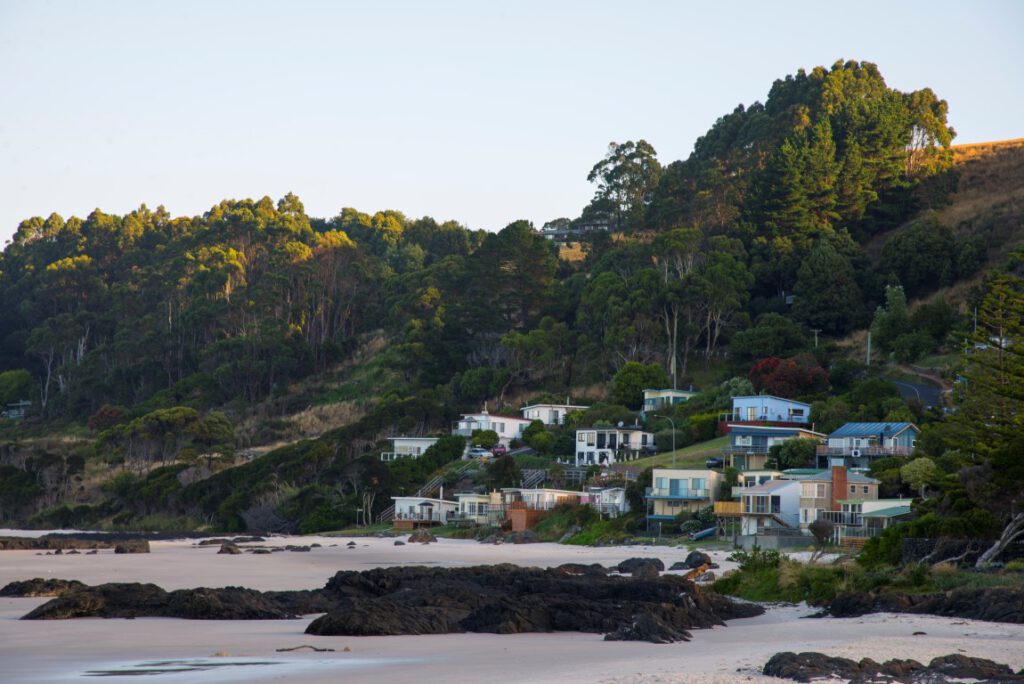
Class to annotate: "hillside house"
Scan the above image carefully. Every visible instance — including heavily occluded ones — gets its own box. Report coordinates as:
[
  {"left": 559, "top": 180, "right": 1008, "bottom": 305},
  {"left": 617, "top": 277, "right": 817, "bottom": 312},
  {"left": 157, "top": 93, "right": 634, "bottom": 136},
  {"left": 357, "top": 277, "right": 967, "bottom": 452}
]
[
  {"left": 380, "top": 436, "right": 439, "bottom": 462},
  {"left": 817, "top": 422, "right": 920, "bottom": 468},
  {"left": 520, "top": 402, "right": 587, "bottom": 426},
  {"left": 453, "top": 410, "right": 533, "bottom": 447},
  {"left": 646, "top": 468, "right": 723, "bottom": 522},
  {"left": 581, "top": 486, "right": 630, "bottom": 517},
  {"left": 783, "top": 466, "right": 880, "bottom": 528},
  {"left": 574, "top": 426, "right": 655, "bottom": 466},
  {"left": 723, "top": 395, "right": 811, "bottom": 428},
  {"left": 723, "top": 424, "right": 826, "bottom": 471},
  {"left": 642, "top": 388, "right": 696, "bottom": 412},
  {"left": 455, "top": 491, "right": 505, "bottom": 526},
  {"left": 738, "top": 479, "right": 801, "bottom": 535},
  {"left": 391, "top": 496, "right": 458, "bottom": 529}
]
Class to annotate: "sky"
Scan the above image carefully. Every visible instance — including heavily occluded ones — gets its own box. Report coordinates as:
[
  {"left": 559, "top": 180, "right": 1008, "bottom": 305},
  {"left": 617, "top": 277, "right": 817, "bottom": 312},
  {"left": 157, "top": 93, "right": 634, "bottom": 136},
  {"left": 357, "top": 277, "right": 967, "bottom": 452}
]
[{"left": 1, "top": 0, "right": 1022, "bottom": 245}]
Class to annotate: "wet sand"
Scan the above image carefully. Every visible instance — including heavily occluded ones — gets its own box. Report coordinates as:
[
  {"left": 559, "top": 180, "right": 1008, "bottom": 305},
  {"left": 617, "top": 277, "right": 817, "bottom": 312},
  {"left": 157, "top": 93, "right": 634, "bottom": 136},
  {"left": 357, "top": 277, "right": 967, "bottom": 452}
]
[{"left": 1, "top": 532, "right": 1022, "bottom": 683}]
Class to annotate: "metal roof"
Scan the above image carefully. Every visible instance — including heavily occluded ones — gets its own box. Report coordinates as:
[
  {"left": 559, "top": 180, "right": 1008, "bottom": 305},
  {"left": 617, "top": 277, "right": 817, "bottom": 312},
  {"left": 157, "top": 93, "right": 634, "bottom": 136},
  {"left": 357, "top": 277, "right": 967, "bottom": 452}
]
[
  {"left": 728, "top": 424, "right": 826, "bottom": 437},
  {"left": 829, "top": 422, "right": 918, "bottom": 438},
  {"left": 732, "top": 395, "right": 811, "bottom": 408},
  {"left": 783, "top": 469, "right": 880, "bottom": 484},
  {"left": 862, "top": 505, "right": 913, "bottom": 518},
  {"left": 741, "top": 479, "right": 799, "bottom": 494}
]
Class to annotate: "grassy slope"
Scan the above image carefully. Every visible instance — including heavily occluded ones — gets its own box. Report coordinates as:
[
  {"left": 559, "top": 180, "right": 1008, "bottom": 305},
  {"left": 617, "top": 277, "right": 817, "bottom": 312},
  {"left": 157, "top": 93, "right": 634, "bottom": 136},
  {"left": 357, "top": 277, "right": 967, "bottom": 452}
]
[{"left": 622, "top": 435, "right": 730, "bottom": 471}]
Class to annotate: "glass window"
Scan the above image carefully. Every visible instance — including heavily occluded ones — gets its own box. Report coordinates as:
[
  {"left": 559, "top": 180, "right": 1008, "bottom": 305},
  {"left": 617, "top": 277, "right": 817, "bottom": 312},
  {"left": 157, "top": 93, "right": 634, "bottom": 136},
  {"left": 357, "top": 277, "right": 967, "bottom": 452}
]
[
  {"left": 816, "top": 484, "right": 827, "bottom": 498},
  {"left": 862, "top": 486, "right": 869, "bottom": 494},
  {"left": 850, "top": 485, "right": 856, "bottom": 493}
]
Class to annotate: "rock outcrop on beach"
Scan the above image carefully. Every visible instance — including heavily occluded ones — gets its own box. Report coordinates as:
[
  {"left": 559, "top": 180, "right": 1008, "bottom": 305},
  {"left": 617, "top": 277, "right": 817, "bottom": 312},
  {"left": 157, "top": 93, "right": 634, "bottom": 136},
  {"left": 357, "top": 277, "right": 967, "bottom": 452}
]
[
  {"left": 827, "top": 585, "right": 1024, "bottom": 623},
  {"left": 0, "top": 578, "right": 86, "bottom": 597},
  {"left": 763, "top": 651, "right": 1024, "bottom": 682},
  {"left": 616, "top": 557, "right": 664, "bottom": 574},
  {"left": 305, "top": 564, "right": 761, "bottom": 641}
]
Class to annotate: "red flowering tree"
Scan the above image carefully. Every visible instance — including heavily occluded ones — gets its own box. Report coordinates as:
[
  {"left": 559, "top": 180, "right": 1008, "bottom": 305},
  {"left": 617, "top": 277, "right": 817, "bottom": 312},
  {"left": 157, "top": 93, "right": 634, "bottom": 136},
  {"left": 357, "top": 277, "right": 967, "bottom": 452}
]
[{"left": 749, "top": 354, "right": 829, "bottom": 397}]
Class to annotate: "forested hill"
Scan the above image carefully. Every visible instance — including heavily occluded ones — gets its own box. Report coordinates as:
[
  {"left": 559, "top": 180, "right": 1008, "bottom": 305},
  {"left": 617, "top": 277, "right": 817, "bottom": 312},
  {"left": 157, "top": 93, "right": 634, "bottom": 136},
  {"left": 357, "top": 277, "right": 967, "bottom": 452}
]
[{"left": 0, "top": 59, "right": 1020, "bottom": 533}]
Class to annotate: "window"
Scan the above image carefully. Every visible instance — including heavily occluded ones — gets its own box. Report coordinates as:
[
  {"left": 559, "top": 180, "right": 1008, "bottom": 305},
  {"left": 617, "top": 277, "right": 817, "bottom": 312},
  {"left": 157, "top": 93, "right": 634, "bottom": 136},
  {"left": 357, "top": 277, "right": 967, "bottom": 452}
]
[
  {"left": 789, "top": 408, "right": 805, "bottom": 419},
  {"left": 655, "top": 477, "right": 667, "bottom": 491},
  {"left": 862, "top": 486, "right": 869, "bottom": 494},
  {"left": 816, "top": 484, "right": 827, "bottom": 498},
  {"left": 801, "top": 509, "right": 808, "bottom": 523},
  {"left": 478, "top": 503, "right": 487, "bottom": 514},
  {"left": 495, "top": 422, "right": 505, "bottom": 433},
  {"left": 578, "top": 433, "right": 586, "bottom": 442},
  {"left": 746, "top": 407, "right": 756, "bottom": 421},
  {"left": 850, "top": 485, "right": 856, "bottom": 493},
  {"left": 735, "top": 435, "right": 752, "bottom": 447},
  {"left": 586, "top": 433, "right": 595, "bottom": 446}
]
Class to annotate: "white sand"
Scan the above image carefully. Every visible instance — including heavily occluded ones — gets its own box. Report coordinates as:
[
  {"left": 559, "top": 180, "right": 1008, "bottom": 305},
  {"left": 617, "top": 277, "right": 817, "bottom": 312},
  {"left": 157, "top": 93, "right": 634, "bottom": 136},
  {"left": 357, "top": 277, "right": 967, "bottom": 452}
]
[{"left": 1, "top": 533, "right": 1022, "bottom": 683}]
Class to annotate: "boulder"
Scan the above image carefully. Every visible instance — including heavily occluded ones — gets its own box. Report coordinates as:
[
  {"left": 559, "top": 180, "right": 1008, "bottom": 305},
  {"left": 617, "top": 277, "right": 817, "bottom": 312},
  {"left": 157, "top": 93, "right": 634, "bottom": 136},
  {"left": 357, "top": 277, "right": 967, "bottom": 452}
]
[
  {"left": 408, "top": 529, "right": 437, "bottom": 544},
  {"left": 393, "top": 541, "right": 405, "bottom": 546},
  {"left": 762, "top": 651, "right": 1024, "bottom": 683},
  {"left": 695, "top": 571, "right": 716, "bottom": 582},
  {"left": 604, "top": 612, "right": 691, "bottom": 643},
  {"left": 505, "top": 530, "right": 540, "bottom": 544},
  {"left": 0, "top": 578, "right": 86, "bottom": 597},
  {"left": 683, "top": 550, "right": 711, "bottom": 568},
  {"left": 617, "top": 557, "right": 665, "bottom": 574},
  {"left": 286, "top": 545, "right": 311, "bottom": 552},
  {"left": 828, "top": 585, "right": 1024, "bottom": 623},
  {"left": 197, "top": 538, "right": 231, "bottom": 547},
  {"left": 217, "top": 543, "right": 242, "bottom": 555},
  {"left": 249, "top": 548, "right": 272, "bottom": 554},
  {"left": 113, "top": 540, "right": 150, "bottom": 554},
  {"left": 553, "top": 563, "right": 607, "bottom": 577}
]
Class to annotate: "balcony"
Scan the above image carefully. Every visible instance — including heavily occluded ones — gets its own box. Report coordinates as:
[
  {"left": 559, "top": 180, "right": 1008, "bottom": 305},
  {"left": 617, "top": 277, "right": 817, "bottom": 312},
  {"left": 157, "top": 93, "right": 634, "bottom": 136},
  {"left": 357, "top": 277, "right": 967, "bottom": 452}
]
[
  {"left": 380, "top": 451, "right": 421, "bottom": 462},
  {"left": 816, "top": 445, "right": 914, "bottom": 457},
  {"left": 816, "top": 510, "right": 863, "bottom": 526},
  {"left": 646, "top": 487, "right": 710, "bottom": 500},
  {"left": 714, "top": 501, "right": 742, "bottom": 516}
]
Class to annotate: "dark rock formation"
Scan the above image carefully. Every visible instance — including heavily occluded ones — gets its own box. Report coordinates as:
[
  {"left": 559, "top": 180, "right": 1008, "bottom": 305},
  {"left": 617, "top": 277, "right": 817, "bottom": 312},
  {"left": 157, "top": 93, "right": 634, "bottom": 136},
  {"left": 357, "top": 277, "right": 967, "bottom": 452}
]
[
  {"left": 617, "top": 557, "right": 664, "bottom": 574},
  {"left": 552, "top": 563, "right": 607, "bottom": 577},
  {"left": 604, "top": 612, "right": 690, "bottom": 643},
  {"left": 394, "top": 541, "right": 405, "bottom": 546},
  {"left": 408, "top": 529, "right": 437, "bottom": 544},
  {"left": 197, "top": 538, "right": 231, "bottom": 546},
  {"left": 505, "top": 530, "right": 540, "bottom": 544},
  {"left": 217, "top": 543, "right": 241, "bottom": 555},
  {"left": 683, "top": 551, "right": 711, "bottom": 568},
  {"left": 113, "top": 540, "right": 150, "bottom": 554},
  {"left": 828, "top": 585, "right": 1024, "bottom": 623},
  {"left": 0, "top": 578, "right": 86, "bottom": 597},
  {"left": 286, "top": 545, "right": 311, "bottom": 552},
  {"left": 763, "top": 651, "right": 1024, "bottom": 683},
  {"left": 305, "top": 564, "right": 761, "bottom": 641}
]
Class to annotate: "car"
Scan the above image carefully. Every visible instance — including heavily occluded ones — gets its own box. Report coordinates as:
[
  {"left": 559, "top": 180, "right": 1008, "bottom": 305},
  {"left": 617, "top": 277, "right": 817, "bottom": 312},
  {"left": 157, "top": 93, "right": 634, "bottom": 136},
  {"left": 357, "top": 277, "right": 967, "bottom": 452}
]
[
  {"left": 467, "top": 447, "right": 492, "bottom": 459},
  {"left": 490, "top": 445, "right": 508, "bottom": 457},
  {"left": 705, "top": 457, "right": 724, "bottom": 469},
  {"left": 639, "top": 445, "right": 657, "bottom": 456}
]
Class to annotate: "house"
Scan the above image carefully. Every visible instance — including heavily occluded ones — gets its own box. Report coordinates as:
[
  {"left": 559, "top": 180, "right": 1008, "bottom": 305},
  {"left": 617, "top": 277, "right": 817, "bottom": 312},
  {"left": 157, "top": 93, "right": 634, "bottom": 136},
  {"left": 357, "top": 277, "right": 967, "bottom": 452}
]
[
  {"left": 574, "top": 426, "right": 655, "bottom": 467},
  {"left": 723, "top": 424, "right": 826, "bottom": 471},
  {"left": 380, "top": 436, "right": 439, "bottom": 462},
  {"left": 390, "top": 496, "right": 459, "bottom": 530},
  {"left": 737, "top": 479, "right": 801, "bottom": 536},
  {"left": 646, "top": 468, "right": 723, "bottom": 522},
  {"left": 782, "top": 466, "right": 880, "bottom": 528},
  {"left": 455, "top": 491, "right": 506, "bottom": 526},
  {"left": 453, "top": 409, "right": 533, "bottom": 447},
  {"left": 520, "top": 402, "right": 588, "bottom": 426},
  {"left": 722, "top": 395, "right": 811, "bottom": 430},
  {"left": 817, "top": 422, "right": 920, "bottom": 468},
  {"left": 504, "top": 488, "right": 582, "bottom": 531},
  {"left": 2, "top": 400, "right": 32, "bottom": 420},
  {"left": 581, "top": 486, "right": 630, "bottom": 517},
  {"left": 642, "top": 388, "right": 697, "bottom": 413}
]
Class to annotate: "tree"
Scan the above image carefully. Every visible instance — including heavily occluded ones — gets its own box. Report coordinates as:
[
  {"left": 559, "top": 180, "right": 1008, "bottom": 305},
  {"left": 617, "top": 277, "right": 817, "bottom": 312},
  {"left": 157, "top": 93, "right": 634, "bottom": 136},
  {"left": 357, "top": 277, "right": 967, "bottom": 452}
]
[
  {"left": 900, "top": 457, "right": 939, "bottom": 499},
  {"left": 586, "top": 140, "right": 662, "bottom": 228},
  {"left": 471, "top": 429, "right": 499, "bottom": 449},
  {"left": 609, "top": 362, "right": 669, "bottom": 409},
  {"left": 485, "top": 454, "right": 522, "bottom": 490},
  {"left": 792, "top": 240, "right": 864, "bottom": 334},
  {"left": 767, "top": 438, "right": 817, "bottom": 470}
]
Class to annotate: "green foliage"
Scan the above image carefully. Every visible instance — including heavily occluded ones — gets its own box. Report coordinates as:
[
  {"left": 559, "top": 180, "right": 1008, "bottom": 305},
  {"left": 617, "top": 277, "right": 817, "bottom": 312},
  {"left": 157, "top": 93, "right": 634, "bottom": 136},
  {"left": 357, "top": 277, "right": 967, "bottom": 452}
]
[
  {"left": 728, "top": 314, "right": 809, "bottom": 365},
  {"left": 609, "top": 362, "right": 669, "bottom": 409},
  {"left": 0, "top": 369, "right": 35, "bottom": 406},
  {"left": 485, "top": 454, "right": 522, "bottom": 489},
  {"left": 767, "top": 438, "right": 818, "bottom": 470},
  {"left": 471, "top": 429, "right": 499, "bottom": 448},
  {"left": 792, "top": 240, "right": 864, "bottom": 334},
  {"left": 880, "top": 213, "right": 979, "bottom": 297}
]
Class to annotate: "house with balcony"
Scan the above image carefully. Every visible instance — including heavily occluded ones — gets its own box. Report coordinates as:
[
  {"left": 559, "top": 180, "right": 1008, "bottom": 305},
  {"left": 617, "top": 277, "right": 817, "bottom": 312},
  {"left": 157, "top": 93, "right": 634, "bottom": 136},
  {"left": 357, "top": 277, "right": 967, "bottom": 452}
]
[
  {"left": 816, "top": 422, "right": 920, "bottom": 469},
  {"left": 816, "top": 497, "right": 913, "bottom": 540},
  {"left": 642, "top": 388, "right": 697, "bottom": 413},
  {"left": 380, "top": 436, "right": 440, "bottom": 462},
  {"left": 646, "top": 468, "right": 723, "bottom": 522},
  {"left": 783, "top": 466, "right": 880, "bottom": 528},
  {"left": 453, "top": 410, "right": 533, "bottom": 447},
  {"left": 581, "top": 486, "right": 630, "bottom": 517},
  {"left": 455, "top": 491, "right": 506, "bottom": 526},
  {"left": 574, "top": 426, "right": 654, "bottom": 467},
  {"left": 723, "top": 424, "right": 826, "bottom": 471},
  {"left": 723, "top": 395, "right": 811, "bottom": 430},
  {"left": 520, "top": 401, "right": 588, "bottom": 426},
  {"left": 391, "top": 496, "right": 459, "bottom": 530},
  {"left": 737, "top": 479, "right": 801, "bottom": 536}
]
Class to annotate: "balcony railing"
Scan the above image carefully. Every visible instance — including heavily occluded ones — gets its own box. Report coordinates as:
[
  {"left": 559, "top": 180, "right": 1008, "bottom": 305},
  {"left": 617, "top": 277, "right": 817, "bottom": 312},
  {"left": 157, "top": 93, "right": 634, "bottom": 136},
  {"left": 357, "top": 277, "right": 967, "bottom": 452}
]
[
  {"left": 816, "top": 510, "right": 863, "bottom": 526},
  {"left": 646, "top": 487, "right": 710, "bottom": 500},
  {"left": 714, "top": 501, "right": 742, "bottom": 516},
  {"left": 380, "top": 451, "right": 422, "bottom": 461},
  {"left": 816, "top": 445, "right": 914, "bottom": 456}
]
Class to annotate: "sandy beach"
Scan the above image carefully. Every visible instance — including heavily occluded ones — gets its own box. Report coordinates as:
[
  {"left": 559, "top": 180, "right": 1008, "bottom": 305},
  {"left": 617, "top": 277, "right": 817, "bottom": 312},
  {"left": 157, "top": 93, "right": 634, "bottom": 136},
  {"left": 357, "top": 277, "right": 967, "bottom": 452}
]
[{"left": 1, "top": 531, "right": 1022, "bottom": 683}]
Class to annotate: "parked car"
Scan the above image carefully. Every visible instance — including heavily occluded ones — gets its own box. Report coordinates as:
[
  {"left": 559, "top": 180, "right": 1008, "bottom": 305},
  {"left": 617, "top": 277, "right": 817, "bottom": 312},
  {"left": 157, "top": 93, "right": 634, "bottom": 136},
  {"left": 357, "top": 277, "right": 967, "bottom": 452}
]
[
  {"left": 639, "top": 445, "right": 657, "bottom": 456},
  {"left": 490, "top": 445, "right": 508, "bottom": 457},
  {"left": 467, "top": 447, "right": 492, "bottom": 459},
  {"left": 705, "top": 457, "right": 724, "bottom": 469}
]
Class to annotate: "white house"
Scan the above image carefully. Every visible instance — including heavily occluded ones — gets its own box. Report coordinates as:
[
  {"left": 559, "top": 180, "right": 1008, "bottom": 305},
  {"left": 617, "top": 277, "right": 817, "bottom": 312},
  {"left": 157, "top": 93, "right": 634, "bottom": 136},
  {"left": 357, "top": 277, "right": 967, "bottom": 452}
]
[
  {"left": 738, "top": 479, "right": 801, "bottom": 535},
  {"left": 574, "top": 426, "right": 655, "bottom": 466},
  {"left": 583, "top": 486, "right": 630, "bottom": 517},
  {"left": 453, "top": 410, "right": 533, "bottom": 447},
  {"left": 643, "top": 388, "right": 696, "bottom": 412},
  {"left": 380, "top": 436, "right": 439, "bottom": 462},
  {"left": 727, "top": 395, "right": 811, "bottom": 425},
  {"left": 515, "top": 488, "right": 582, "bottom": 510},
  {"left": 455, "top": 491, "right": 502, "bottom": 525},
  {"left": 391, "top": 496, "right": 458, "bottom": 523},
  {"left": 520, "top": 402, "right": 587, "bottom": 426},
  {"left": 646, "top": 468, "right": 724, "bottom": 520}
]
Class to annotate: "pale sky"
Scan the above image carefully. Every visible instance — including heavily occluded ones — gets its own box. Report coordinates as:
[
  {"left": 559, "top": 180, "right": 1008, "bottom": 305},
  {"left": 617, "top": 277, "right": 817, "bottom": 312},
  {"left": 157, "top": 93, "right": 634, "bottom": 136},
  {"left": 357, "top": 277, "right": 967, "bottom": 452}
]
[{"left": 1, "top": 0, "right": 1021, "bottom": 245}]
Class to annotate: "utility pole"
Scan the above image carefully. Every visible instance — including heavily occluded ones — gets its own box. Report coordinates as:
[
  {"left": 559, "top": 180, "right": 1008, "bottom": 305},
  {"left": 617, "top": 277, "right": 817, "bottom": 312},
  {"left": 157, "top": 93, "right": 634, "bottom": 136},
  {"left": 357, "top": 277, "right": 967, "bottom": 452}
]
[
  {"left": 812, "top": 329, "right": 821, "bottom": 348},
  {"left": 866, "top": 331, "right": 872, "bottom": 366}
]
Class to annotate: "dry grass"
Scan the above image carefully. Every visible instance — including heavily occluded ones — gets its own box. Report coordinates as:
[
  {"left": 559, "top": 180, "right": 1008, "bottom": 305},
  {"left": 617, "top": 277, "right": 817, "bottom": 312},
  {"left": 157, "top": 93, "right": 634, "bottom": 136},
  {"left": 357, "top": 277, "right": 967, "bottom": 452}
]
[
  {"left": 939, "top": 138, "right": 1024, "bottom": 231},
  {"left": 289, "top": 401, "right": 365, "bottom": 437},
  {"left": 558, "top": 242, "right": 587, "bottom": 262}
]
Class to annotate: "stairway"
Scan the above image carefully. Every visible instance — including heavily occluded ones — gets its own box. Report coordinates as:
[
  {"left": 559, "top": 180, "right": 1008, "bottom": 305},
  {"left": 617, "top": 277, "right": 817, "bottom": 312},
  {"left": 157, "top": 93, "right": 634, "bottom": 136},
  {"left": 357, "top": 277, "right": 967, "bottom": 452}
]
[{"left": 520, "top": 469, "right": 547, "bottom": 488}]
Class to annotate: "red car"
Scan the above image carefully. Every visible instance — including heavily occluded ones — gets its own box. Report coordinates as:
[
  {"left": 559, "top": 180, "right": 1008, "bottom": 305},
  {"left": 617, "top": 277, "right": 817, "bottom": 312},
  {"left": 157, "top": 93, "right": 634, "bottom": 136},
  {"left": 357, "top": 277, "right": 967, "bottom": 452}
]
[{"left": 491, "top": 445, "right": 508, "bottom": 457}]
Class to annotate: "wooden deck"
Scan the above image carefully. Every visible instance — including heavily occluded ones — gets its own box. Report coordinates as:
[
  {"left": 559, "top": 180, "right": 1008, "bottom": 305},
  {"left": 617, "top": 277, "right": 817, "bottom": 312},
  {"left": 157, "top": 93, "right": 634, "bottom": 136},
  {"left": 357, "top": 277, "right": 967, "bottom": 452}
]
[{"left": 392, "top": 519, "right": 440, "bottom": 531}]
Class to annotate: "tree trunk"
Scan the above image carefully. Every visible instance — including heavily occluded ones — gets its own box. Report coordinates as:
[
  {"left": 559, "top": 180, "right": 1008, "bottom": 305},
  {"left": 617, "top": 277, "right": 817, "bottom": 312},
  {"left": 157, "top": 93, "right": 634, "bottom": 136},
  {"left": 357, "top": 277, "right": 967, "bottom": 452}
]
[{"left": 976, "top": 511, "right": 1024, "bottom": 566}]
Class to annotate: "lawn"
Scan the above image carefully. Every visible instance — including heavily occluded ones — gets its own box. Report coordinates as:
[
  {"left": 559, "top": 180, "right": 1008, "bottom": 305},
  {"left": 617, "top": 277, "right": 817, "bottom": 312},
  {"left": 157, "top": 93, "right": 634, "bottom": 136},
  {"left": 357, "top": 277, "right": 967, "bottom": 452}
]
[{"left": 625, "top": 435, "right": 729, "bottom": 471}]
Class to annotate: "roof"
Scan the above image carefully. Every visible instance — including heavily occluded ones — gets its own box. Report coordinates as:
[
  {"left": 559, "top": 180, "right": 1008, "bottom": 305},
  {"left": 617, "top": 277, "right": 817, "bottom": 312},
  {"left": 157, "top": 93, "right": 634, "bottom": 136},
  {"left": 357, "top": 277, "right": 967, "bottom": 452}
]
[
  {"left": 727, "top": 424, "right": 826, "bottom": 437},
  {"left": 520, "top": 403, "right": 588, "bottom": 410},
  {"left": 460, "top": 413, "right": 532, "bottom": 422},
  {"left": 862, "top": 505, "right": 913, "bottom": 518},
  {"left": 391, "top": 496, "right": 456, "bottom": 505},
  {"left": 829, "top": 422, "right": 919, "bottom": 438},
  {"left": 741, "top": 479, "right": 799, "bottom": 494},
  {"left": 732, "top": 395, "right": 811, "bottom": 408},
  {"left": 642, "top": 388, "right": 697, "bottom": 394},
  {"left": 576, "top": 426, "right": 652, "bottom": 433},
  {"left": 389, "top": 436, "right": 439, "bottom": 442},
  {"left": 783, "top": 469, "right": 880, "bottom": 484}
]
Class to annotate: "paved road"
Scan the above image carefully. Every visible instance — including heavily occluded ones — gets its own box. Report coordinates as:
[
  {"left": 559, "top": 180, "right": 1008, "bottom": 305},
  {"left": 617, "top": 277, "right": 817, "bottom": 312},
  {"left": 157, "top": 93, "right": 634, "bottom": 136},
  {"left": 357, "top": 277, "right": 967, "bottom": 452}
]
[{"left": 890, "top": 379, "right": 944, "bottom": 409}]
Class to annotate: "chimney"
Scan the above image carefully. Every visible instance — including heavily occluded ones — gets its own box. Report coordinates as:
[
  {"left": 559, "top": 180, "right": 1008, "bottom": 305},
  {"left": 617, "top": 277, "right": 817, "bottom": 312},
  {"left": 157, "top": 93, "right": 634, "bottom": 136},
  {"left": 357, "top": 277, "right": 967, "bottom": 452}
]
[{"left": 831, "top": 466, "right": 847, "bottom": 512}]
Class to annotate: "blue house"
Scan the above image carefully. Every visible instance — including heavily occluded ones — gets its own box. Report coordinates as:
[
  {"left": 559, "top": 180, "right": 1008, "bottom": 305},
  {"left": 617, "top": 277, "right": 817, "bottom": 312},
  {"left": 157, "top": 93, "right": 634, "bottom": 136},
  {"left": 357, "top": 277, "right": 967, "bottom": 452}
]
[
  {"left": 724, "top": 424, "right": 826, "bottom": 470},
  {"left": 727, "top": 395, "right": 811, "bottom": 425},
  {"left": 819, "top": 422, "right": 920, "bottom": 468}
]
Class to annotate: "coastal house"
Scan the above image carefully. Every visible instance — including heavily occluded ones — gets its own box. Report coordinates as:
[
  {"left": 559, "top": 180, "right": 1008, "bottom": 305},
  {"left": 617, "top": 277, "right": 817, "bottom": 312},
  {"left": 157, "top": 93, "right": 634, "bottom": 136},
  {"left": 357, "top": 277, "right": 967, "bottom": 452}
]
[
  {"left": 737, "top": 479, "right": 801, "bottom": 536},
  {"left": 721, "top": 395, "right": 811, "bottom": 430},
  {"left": 816, "top": 422, "right": 920, "bottom": 468},
  {"left": 581, "top": 486, "right": 630, "bottom": 518},
  {"left": 1, "top": 400, "right": 32, "bottom": 420},
  {"left": 782, "top": 466, "right": 880, "bottom": 528},
  {"left": 574, "top": 426, "right": 655, "bottom": 466},
  {"left": 646, "top": 468, "right": 723, "bottom": 522},
  {"left": 520, "top": 401, "right": 588, "bottom": 426},
  {"left": 380, "top": 436, "right": 439, "bottom": 462},
  {"left": 455, "top": 491, "right": 505, "bottom": 526},
  {"left": 503, "top": 488, "right": 582, "bottom": 531},
  {"left": 723, "top": 424, "right": 826, "bottom": 471},
  {"left": 453, "top": 409, "right": 533, "bottom": 447},
  {"left": 390, "top": 496, "right": 459, "bottom": 530},
  {"left": 816, "top": 498, "right": 913, "bottom": 540},
  {"left": 642, "top": 388, "right": 696, "bottom": 413}
]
